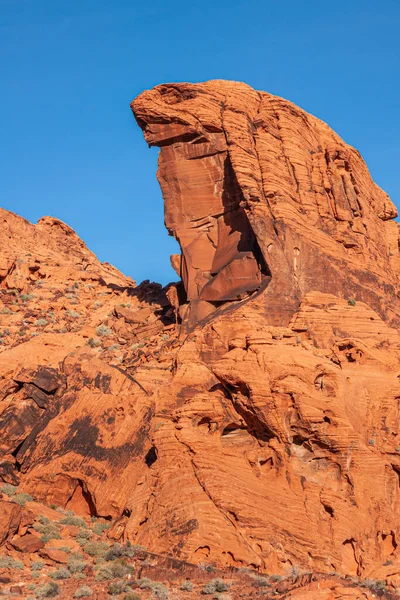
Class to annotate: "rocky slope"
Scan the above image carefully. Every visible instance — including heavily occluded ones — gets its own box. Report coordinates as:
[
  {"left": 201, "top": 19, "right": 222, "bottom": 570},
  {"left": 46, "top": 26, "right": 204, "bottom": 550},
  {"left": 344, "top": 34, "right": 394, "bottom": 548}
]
[{"left": 0, "top": 80, "right": 400, "bottom": 598}]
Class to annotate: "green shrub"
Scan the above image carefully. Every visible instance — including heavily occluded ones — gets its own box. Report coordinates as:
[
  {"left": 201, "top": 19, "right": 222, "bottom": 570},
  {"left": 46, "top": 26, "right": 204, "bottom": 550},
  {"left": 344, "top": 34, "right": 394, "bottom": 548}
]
[
  {"left": 348, "top": 297, "right": 356, "bottom": 306},
  {"left": 87, "top": 338, "right": 101, "bottom": 348},
  {"left": 34, "top": 319, "right": 48, "bottom": 327},
  {"left": 123, "top": 594, "right": 142, "bottom": 600},
  {"left": 31, "top": 561, "right": 45, "bottom": 571},
  {"left": 181, "top": 581, "right": 194, "bottom": 591},
  {"left": 60, "top": 515, "right": 87, "bottom": 528},
  {"left": 201, "top": 578, "right": 229, "bottom": 594},
  {"left": 35, "top": 582, "right": 60, "bottom": 598},
  {"left": 83, "top": 541, "right": 109, "bottom": 557},
  {"left": 49, "top": 567, "right": 71, "bottom": 579},
  {"left": 20, "top": 293, "right": 35, "bottom": 301},
  {"left": 1, "top": 483, "right": 17, "bottom": 496},
  {"left": 73, "top": 586, "right": 93, "bottom": 598},
  {"left": 33, "top": 522, "right": 61, "bottom": 543},
  {"left": 68, "top": 558, "right": 88, "bottom": 574},
  {"left": 0, "top": 555, "right": 24, "bottom": 569},
  {"left": 105, "top": 542, "right": 143, "bottom": 561},
  {"left": 96, "top": 325, "right": 112, "bottom": 337},
  {"left": 66, "top": 310, "right": 80, "bottom": 318},
  {"left": 11, "top": 492, "right": 33, "bottom": 506},
  {"left": 251, "top": 576, "right": 269, "bottom": 587},
  {"left": 74, "top": 573, "right": 87, "bottom": 580},
  {"left": 92, "top": 521, "right": 109, "bottom": 535},
  {"left": 108, "top": 580, "right": 129, "bottom": 595}
]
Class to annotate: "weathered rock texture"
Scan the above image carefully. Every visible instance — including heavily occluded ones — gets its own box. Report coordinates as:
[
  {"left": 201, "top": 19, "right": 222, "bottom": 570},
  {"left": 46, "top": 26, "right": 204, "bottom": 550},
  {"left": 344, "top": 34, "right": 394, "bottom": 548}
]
[
  {"left": 132, "top": 80, "right": 400, "bottom": 327},
  {"left": 1, "top": 81, "right": 400, "bottom": 597}
]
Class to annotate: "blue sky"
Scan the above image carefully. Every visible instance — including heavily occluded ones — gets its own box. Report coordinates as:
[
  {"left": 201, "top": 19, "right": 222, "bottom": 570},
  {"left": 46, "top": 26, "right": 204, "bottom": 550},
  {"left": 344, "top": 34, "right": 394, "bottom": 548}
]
[{"left": 1, "top": 0, "right": 399, "bottom": 285}]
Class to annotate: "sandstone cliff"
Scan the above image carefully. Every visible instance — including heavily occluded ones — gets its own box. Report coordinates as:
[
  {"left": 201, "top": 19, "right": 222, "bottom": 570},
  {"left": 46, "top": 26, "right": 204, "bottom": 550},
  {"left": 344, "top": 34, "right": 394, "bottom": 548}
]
[{"left": 0, "top": 81, "right": 399, "bottom": 598}]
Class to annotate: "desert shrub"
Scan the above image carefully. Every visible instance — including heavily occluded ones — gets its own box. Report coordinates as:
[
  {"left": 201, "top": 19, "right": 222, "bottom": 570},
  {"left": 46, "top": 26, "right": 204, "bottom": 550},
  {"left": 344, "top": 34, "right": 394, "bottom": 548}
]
[
  {"left": 20, "top": 293, "right": 35, "bottom": 301},
  {"left": 58, "top": 546, "right": 72, "bottom": 553},
  {"left": 93, "top": 301, "right": 103, "bottom": 308},
  {"left": 108, "top": 344, "right": 120, "bottom": 351},
  {"left": 181, "top": 580, "right": 194, "bottom": 591},
  {"left": 60, "top": 515, "right": 87, "bottom": 528},
  {"left": 87, "top": 338, "right": 101, "bottom": 348},
  {"left": 0, "top": 555, "right": 24, "bottom": 569},
  {"left": 95, "top": 565, "right": 113, "bottom": 581},
  {"left": 73, "top": 586, "right": 93, "bottom": 598},
  {"left": 348, "top": 297, "right": 356, "bottom": 306},
  {"left": 1, "top": 483, "right": 17, "bottom": 496},
  {"left": 12, "top": 492, "right": 33, "bottom": 506},
  {"left": 92, "top": 521, "right": 109, "bottom": 535},
  {"left": 33, "top": 522, "right": 61, "bottom": 543},
  {"left": 76, "top": 530, "right": 93, "bottom": 546},
  {"left": 66, "top": 310, "right": 80, "bottom": 318},
  {"left": 201, "top": 578, "right": 229, "bottom": 594},
  {"left": 109, "top": 560, "right": 133, "bottom": 578},
  {"left": 151, "top": 584, "right": 169, "bottom": 599},
  {"left": 31, "top": 571, "right": 40, "bottom": 579},
  {"left": 34, "top": 318, "right": 48, "bottom": 327},
  {"left": 96, "top": 325, "right": 112, "bottom": 337},
  {"left": 0, "top": 307, "right": 12, "bottom": 314},
  {"left": 364, "top": 579, "right": 386, "bottom": 591},
  {"left": 49, "top": 567, "right": 71, "bottom": 579},
  {"left": 123, "top": 594, "right": 142, "bottom": 600},
  {"left": 68, "top": 557, "right": 87, "bottom": 573},
  {"left": 31, "top": 560, "right": 45, "bottom": 571},
  {"left": 84, "top": 541, "right": 109, "bottom": 557},
  {"left": 137, "top": 578, "right": 154, "bottom": 589},
  {"left": 251, "top": 576, "right": 269, "bottom": 587},
  {"left": 108, "top": 580, "right": 129, "bottom": 595},
  {"left": 74, "top": 573, "right": 87, "bottom": 580},
  {"left": 39, "top": 516, "right": 49, "bottom": 525},
  {"left": 35, "top": 582, "right": 60, "bottom": 598}
]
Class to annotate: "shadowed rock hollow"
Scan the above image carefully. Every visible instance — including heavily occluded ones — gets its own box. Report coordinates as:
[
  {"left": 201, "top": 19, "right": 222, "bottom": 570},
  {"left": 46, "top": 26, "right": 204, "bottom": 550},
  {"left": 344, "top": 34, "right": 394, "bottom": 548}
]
[{"left": 0, "top": 80, "right": 400, "bottom": 597}]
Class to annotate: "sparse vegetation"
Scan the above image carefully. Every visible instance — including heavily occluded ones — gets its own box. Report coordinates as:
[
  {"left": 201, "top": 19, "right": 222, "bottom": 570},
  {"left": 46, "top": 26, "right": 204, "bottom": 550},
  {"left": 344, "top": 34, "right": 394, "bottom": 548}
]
[
  {"left": 73, "top": 586, "right": 93, "bottom": 598},
  {"left": 33, "top": 521, "right": 61, "bottom": 543},
  {"left": 96, "top": 325, "right": 112, "bottom": 337},
  {"left": 83, "top": 541, "right": 110, "bottom": 557},
  {"left": 1, "top": 483, "right": 17, "bottom": 496},
  {"left": 0, "top": 555, "right": 24, "bottom": 570},
  {"left": 11, "top": 492, "right": 33, "bottom": 506},
  {"left": 35, "top": 582, "right": 60, "bottom": 598},
  {"left": 108, "top": 580, "right": 129, "bottom": 595},
  {"left": 49, "top": 567, "right": 71, "bottom": 579},
  {"left": 348, "top": 297, "right": 356, "bottom": 306},
  {"left": 201, "top": 578, "right": 230, "bottom": 595},
  {"left": 181, "top": 581, "right": 194, "bottom": 591},
  {"left": 123, "top": 593, "right": 142, "bottom": 600},
  {"left": 87, "top": 338, "right": 101, "bottom": 348},
  {"left": 66, "top": 310, "right": 80, "bottom": 318},
  {"left": 92, "top": 521, "right": 110, "bottom": 535},
  {"left": 20, "top": 293, "right": 35, "bottom": 301},
  {"left": 31, "top": 560, "right": 45, "bottom": 571},
  {"left": 60, "top": 515, "right": 87, "bottom": 528},
  {"left": 34, "top": 318, "right": 48, "bottom": 327}
]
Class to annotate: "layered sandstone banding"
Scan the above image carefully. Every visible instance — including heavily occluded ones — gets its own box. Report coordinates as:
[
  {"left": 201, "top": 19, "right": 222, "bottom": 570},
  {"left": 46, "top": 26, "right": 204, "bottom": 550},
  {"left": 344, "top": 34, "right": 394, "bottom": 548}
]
[
  {"left": 0, "top": 82, "right": 400, "bottom": 596},
  {"left": 132, "top": 80, "right": 400, "bottom": 326}
]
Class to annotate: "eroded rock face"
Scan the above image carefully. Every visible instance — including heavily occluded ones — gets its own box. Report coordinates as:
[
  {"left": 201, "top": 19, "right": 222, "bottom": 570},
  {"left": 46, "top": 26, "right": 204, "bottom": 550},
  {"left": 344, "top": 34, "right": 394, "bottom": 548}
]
[
  {"left": 1, "top": 81, "right": 400, "bottom": 595},
  {"left": 132, "top": 80, "right": 400, "bottom": 326}
]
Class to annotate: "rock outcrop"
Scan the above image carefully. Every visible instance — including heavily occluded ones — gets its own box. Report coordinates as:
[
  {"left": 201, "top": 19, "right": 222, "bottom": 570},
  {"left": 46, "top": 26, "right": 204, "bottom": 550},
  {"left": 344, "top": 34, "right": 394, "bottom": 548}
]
[
  {"left": 0, "top": 81, "right": 400, "bottom": 597},
  {"left": 132, "top": 80, "right": 400, "bottom": 327}
]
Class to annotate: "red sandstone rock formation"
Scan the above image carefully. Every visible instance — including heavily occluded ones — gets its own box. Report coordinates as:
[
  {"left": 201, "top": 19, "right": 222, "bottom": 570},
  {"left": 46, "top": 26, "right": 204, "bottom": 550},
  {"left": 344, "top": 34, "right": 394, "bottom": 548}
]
[
  {"left": 132, "top": 81, "right": 400, "bottom": 327},
  {"left": 0, "top": 81, "right": 400, "bottom": 597}
]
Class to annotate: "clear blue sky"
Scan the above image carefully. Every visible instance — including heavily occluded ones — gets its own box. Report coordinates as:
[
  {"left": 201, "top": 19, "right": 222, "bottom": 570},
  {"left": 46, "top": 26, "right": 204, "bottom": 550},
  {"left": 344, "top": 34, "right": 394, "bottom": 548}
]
[{"left": 1, "top": 1, "right": 399, "bottom": 285}]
